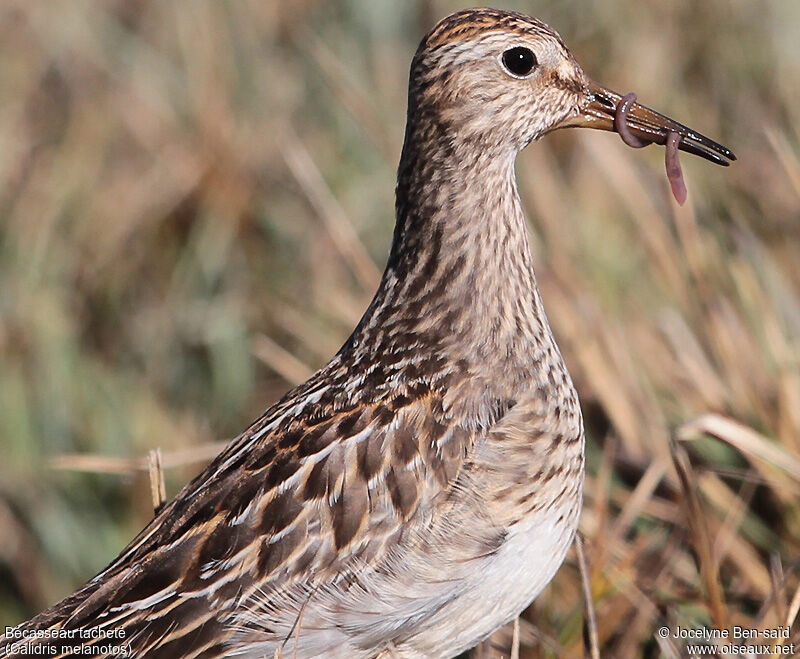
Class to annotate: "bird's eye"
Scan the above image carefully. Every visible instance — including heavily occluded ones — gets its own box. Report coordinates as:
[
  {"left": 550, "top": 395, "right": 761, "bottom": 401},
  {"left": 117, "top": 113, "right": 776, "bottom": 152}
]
[{"left": 501, "top": 47, "right": 537, "bottom": 77}]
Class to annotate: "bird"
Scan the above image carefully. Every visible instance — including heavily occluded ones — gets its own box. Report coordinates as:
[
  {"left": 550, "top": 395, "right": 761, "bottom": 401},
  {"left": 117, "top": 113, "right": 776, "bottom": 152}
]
[{"left": 1, "top": 8, "right": 734, "bottom": 659}]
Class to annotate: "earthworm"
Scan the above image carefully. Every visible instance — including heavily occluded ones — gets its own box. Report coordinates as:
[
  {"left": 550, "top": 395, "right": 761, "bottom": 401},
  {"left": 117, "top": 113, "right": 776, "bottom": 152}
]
[
  {"left": 614, "top": 92, "right": 648, "bottom": 148},
  {"left": 665, "top": 132, "right": 687, "bottom": 205},
  {"left": 616, "top": 92, "right": 688, "bottom": 205}
]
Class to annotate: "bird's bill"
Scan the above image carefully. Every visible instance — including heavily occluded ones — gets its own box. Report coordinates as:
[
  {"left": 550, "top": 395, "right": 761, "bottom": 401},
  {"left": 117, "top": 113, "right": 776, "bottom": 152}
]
[{"left": 556, "top": 79, "right": 736, "bottom": 166}]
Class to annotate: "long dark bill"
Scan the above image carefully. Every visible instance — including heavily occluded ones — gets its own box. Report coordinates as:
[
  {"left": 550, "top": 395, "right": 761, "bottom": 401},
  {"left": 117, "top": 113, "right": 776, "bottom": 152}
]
[{"left": 558, "top": 79, "right": 736, "bottom": 166}]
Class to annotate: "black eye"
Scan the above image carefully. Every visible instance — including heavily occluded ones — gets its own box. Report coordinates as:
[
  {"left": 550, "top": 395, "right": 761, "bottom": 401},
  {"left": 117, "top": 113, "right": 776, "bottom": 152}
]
[{"left": 502, "top": 47, "right": 537, "bottom": 77}]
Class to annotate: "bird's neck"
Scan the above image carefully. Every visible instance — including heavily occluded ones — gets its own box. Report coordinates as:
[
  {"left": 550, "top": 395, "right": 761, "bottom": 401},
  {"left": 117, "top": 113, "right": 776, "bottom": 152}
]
[{"left": 345, "top": 126, "right": 561, "bottom": 394}]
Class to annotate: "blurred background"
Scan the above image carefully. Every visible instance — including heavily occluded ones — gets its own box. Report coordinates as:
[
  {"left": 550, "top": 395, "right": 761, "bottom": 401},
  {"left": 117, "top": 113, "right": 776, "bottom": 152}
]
[{"left": 1, "top": 0, "right": 799, "bottom": 656}]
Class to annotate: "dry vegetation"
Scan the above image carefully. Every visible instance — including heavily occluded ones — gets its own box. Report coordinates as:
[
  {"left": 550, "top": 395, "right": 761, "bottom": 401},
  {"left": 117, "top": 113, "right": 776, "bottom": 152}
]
[{"left": 1, "top": 1, "right": 799, "bottom": 656}]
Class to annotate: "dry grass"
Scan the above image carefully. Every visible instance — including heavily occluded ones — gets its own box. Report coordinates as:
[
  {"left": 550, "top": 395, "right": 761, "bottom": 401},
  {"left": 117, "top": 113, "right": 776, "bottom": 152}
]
[{"left": 1, "top": 0, "right": 799, "bottom": 656}]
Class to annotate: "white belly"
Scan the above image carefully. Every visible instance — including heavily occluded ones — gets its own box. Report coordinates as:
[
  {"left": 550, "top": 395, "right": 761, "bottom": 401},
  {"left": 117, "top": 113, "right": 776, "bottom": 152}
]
[{"left": 397, "top": 498, "right": 582, "bottom": 658}]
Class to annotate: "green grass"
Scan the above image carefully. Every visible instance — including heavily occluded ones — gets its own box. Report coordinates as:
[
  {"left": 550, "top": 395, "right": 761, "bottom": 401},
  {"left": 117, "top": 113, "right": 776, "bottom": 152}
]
[{"left": 1, "top": 1, "right": 799, "bottom": 655}]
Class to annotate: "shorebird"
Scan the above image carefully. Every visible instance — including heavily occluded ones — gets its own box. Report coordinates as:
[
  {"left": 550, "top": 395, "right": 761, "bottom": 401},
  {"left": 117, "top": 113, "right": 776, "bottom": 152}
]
[{"left": 1, "top": 8, "right": 734, "bottom": 659}]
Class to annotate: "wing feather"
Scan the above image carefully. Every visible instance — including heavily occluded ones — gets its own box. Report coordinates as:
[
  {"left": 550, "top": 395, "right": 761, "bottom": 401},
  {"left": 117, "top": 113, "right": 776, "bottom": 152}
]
[{"left": 5, "top": 364, "right": 477, "bottom": 657}]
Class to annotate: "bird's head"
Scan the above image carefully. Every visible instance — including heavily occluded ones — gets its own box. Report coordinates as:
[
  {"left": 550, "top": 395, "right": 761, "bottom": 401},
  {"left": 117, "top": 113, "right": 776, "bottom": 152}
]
[{"left": 409, "top": 8, "right": 734, "bottom": 165}]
